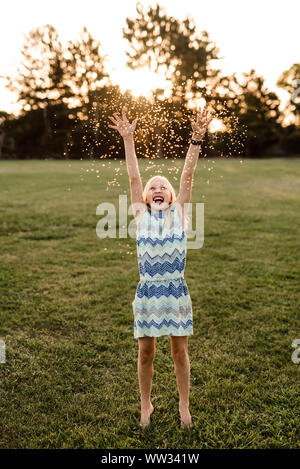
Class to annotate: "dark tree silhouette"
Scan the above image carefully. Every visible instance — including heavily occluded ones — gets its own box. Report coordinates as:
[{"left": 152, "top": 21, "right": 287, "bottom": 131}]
[
  {"left": 1, "top": 19, "right": 295, "bottom": 158},
  {"left": 218, "top": 69, "right": 282, "bottom": 155},
  {"left": 6, "top": 25, "right": 109, "bottom": 157},
  {"left": 7, "top": 25, "right": 71, "bottom": 111},
  {"left": 123, "top": 2, "right": 221, "bottom": 104},
  {"left": 7, "top": 25, "right": 108, "bottom": 112},
  {"left": 64, "top": 27, "right": 108, "bottom": 110}
]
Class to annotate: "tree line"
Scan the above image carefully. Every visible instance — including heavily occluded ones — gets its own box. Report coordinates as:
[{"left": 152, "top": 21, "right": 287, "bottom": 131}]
[{"left": 0, "top": 3, "right": 299, "bottom": 159}]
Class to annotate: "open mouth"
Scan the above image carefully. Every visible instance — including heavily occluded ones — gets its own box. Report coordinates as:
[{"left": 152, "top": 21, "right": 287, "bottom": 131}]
[{"left": 153, "top": 195, "right": 165, "bottom": 205}]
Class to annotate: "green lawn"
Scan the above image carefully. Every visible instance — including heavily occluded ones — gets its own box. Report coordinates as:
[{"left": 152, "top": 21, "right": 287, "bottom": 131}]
[{"left": 0, "top": 157, "right": 299, "bottom": 449}]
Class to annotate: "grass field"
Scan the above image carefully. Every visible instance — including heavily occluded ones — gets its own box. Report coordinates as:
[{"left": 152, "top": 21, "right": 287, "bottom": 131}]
[{"left": 0, "top": 157, "right": 299, "bottom": 449}]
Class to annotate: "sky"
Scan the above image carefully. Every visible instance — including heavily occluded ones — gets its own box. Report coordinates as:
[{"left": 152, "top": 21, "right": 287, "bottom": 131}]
[{"left": 0, "top": 0, "right": 299, "bottom": 115}]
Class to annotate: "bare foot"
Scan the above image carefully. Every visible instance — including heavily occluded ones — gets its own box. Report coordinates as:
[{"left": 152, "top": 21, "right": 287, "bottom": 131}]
[
  {"left": 179, "top": 406, "right": 193, "bottom": 429},
  {"left": 140, "top": 403, "right": 154, "bottom": 429}
]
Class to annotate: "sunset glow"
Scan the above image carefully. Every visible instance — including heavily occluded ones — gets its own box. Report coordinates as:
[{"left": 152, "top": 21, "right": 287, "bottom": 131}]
[{"left": 117, "top": 67, "right": 171, "bottom": 98}]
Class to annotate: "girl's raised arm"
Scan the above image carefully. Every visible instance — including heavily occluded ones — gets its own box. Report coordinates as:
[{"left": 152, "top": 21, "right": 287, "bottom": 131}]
[
  {"left": 108, "top": 110, "right": 144, "bottom": 209},
  {"left": 177, "top": 106, "right": 212, "bottom": 207}
]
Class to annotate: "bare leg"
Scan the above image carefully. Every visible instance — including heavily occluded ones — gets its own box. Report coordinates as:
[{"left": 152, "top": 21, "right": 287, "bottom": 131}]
[
  {"left": 138, "top": 337, "right": 155, "bottom": 428},
  {"left": 170, "top": 336, "right": 192, "bottom": 428}
]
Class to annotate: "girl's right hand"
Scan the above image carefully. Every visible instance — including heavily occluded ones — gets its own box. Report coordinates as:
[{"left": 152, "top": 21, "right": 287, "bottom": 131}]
[{"left": 108, "top": 110, "right": 138, "bottom": 139}]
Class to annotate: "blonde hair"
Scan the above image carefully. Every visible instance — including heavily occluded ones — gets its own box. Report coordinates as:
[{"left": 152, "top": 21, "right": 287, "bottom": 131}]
[
  {"left": 142, "top": 175, "right": 190, "bottom": 231},
  {"left": 142, "top": 176, "right": 176, "bottom": 207}
]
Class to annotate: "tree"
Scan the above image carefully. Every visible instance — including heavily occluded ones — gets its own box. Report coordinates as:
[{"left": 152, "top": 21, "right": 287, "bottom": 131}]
[
  {"left": 218, "top": 69, "right": 282, "bottom": 156},
  {"left": 7, "top": 25, "right": 71, "bottom": 111},
  {"left": 7, "top": 24, "right": 108, "bottom": 112},
  {"left": 123, "top": 2, "right": 221, "bottom": 104},
  {"left": 6, "top": 25, "right": 109, "bottom": 156},
  {"left": 64, "top": 27, "right": 108, "bottom": 109},
  {"left": 6, "top": 25, "right": 72, "bottom": 146}
]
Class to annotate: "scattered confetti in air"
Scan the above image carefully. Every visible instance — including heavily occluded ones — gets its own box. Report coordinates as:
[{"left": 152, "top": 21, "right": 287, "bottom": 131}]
[{"left": 64, "top": 86, "right": 246, "bottom": 196}]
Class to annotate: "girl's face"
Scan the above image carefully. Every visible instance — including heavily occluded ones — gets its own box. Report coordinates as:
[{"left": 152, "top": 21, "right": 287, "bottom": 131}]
[{"left": 146, "top": 178, "right": 172, "bottom": 211}]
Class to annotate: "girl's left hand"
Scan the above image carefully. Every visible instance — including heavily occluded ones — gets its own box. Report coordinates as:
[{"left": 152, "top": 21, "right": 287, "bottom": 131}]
[{"left": 190, "top": 106, "right": 213, "bottom": 140}]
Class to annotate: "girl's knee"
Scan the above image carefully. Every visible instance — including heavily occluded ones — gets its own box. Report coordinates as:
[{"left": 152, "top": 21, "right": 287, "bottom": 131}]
[
  {"left": 171, "top": 348, "right": 188, "bottom": 365},
  {"left": 139, "top": 348, "right": 155, "bottom": 365},
  {"left": 138, "top": 340, "right": 155, "bottom": 365}
]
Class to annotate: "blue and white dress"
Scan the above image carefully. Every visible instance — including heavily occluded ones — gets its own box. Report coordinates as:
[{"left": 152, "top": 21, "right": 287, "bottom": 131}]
[{"left": 132, "top": 202, "right": 193, "bottom": 339}]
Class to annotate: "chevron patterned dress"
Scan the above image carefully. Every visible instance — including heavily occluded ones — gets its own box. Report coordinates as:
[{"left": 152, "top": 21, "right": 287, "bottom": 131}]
[{"left": 132, "top": 202, "right": 193, "bottom": 339}]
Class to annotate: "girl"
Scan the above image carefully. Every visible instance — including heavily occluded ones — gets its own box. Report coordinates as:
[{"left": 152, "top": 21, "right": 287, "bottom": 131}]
[{"left": 108, "top": 107, "right": 212, "bottom": 429}]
